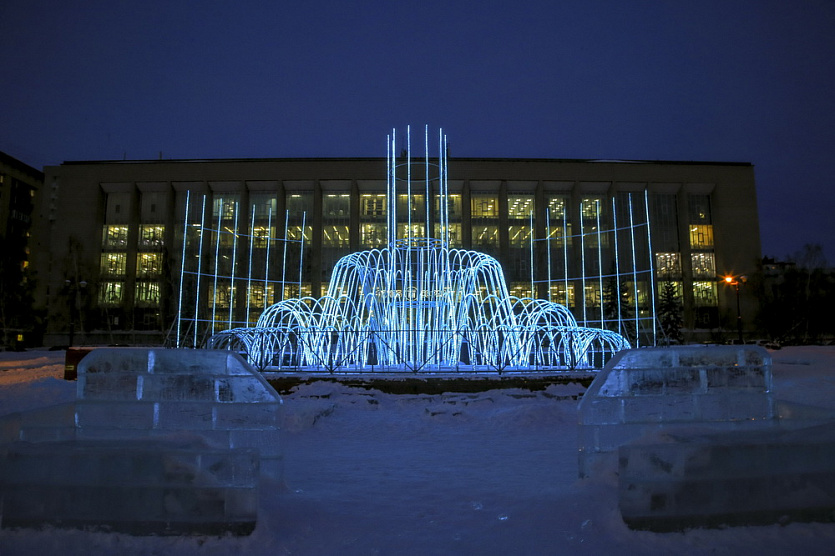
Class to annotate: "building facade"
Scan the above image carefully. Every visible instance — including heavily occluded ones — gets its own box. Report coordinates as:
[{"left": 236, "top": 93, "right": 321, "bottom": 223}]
[
  {"left": 32, "top": 156, "right": 761, "bottom": 346},
  {"left": 0, "top": 151, "right": 42, "bottom": 347}
]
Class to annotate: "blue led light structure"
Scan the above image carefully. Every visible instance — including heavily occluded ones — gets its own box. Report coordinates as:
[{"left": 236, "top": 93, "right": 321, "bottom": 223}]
[{"left": 206, "top": 127, "right": 630, "bottom": 372}]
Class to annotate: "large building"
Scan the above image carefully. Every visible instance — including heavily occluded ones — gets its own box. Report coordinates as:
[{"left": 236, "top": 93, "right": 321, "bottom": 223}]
[
  {"left": 32, "top": 154, "right": 761, "bottom": 347},
  {"left": 0, "top": 151, "right": 42, "bottom": 348}
]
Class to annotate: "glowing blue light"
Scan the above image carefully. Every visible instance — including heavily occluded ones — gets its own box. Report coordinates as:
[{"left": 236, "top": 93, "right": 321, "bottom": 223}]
[{"left": 209, "top": 128, "right": 630, "bottom": 372}]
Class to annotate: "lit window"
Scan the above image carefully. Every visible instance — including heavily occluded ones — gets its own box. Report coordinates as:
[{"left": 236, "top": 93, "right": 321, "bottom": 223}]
[
  {"left": 209, "top": 284, "right": 232, "bottom": 309},
  {"left": 472, "top": 225, "right": 499, "bottom": 247},
  {"left": 396, "top": 223, "right": 426, "bottom": 240},
  {"left": 286, "top": 225, "right": 312, "bottom": 242},
  {"left": 508, "top": 225, "right": 532, "bottom": 247},
  {"left": 396, "top": 194, "right": 425, "bottom": 219},
  {"left": 583, "top": 283, "right": 602, "bottom": 307},
  {"left": 135, "top": 281, "right": 160, "bottom": 306},
  {"left": 137, "top": 252, "right": 163, "bottom": 276},
  {"left": 547, "top": 197, "right": 567, "bottom": 220},
  {"left": 509, "top": 282, "right": 533, "bottom": 299},
  {"left": 251, "top": 225, "right": 273, "bottom": 248},
  {"left": 549, "top": 283, "right": 575, "bottom": 308},
  {"left": 99, "top": 282, "right": 123, "bottom": 305},
  {"left": 323, "top": 225, "right": 350, "bottom": 247},
  {"left": 657, "top": 281, "right": 683, "bottom": 298},
  {"left": 247, "top": 283, "right": 275, "bottom": 308},
  {"left": 361, "top": 223, "right": 386, "bottom": 248},
  {"left": 361, "top": 194, "right": 386, "bottom": 218},
  {"left": 138, "top": 225, "right": 165, "bottom": 248},
  {"left": 471, "top": 195, "right": 498, "bottom": 218},
  {"left": 212, "top": 196, "right": 239, "bottom": 220},
  {"left": 432, "top": 223, "right": 462, "bottom": 247},
  {"left": 546, "top": 224, "right": 573, "bottom": 248},
  {"left": 689, "top": 225, "right": 714, "bottom": 249},
  {"left": 581, "top": 198, "right": 603, "bottom": 220},
  {"left": 507, "top": 195, "right": 534, "bottom": 218},
  {"left": 434, "top": 194, "right": 462, "bottom": 217},
  {"left": 691, "top": 252, "right": 716, "bottom": 277},
  {"left": 655, "top": 253, "right": 682, "bottom": 276},
  {"left": 693, "top": 281, "right": 718, "bottom": 306},
  {"left": 102, "top": 225, "right": 129, "bottom": 248},
  {"left": 100, "top": 252, "right": 127, "bottom": 275}
]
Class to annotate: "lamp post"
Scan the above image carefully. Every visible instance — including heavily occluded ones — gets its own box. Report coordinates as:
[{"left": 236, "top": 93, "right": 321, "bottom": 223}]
[
  {"left": 722, "top": 275, "right": 746, "bottom": 344},
  {"left": 65, "top": 279, "right": 87, "bottom": 346}
]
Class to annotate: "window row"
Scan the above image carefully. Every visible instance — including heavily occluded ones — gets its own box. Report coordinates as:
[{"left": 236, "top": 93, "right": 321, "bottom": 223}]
[
  {"left": 655, "top": 252, "right": 717, "bottom": 277},
  {"left": 103, "top": 225, "right": 165, "bottom": 249},
  {"left": 99, "top": 281, "right": 160, "bottom": 306},
  {"left": 100, "top": 252, "right": 164, "bottom": 276}
]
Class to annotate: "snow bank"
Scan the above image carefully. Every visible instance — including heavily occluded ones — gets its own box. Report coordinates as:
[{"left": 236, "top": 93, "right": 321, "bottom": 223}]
[{"left": 1, "top": 346, "right": 834, "bottom": 555}]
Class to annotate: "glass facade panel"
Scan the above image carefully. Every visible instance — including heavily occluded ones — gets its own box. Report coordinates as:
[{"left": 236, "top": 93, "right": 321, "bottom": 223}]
[
  {"left": 396, "top": 194, "right": 426, "bottom": 221},
  {"left": 657, "top": 280, "right": 684, "bottom": 298},
  {"left": 691, "top": 252, "right": 716, "bottom": 277},
  {"left": 549, "top": 283, "right": 575, "bottom": 308},
  {"left": 650, "top": 193, "right": 679, "bottom": 252},
  {"left": 655, "top": 252, "right": 681, "bottom": 276},
  {"left": 507, "top": 195, "right": 534, "bottom": 218},
  {"left": 323, "top": 225, "right": 350, "bottom": 247},
  {"left": 361, "top": 223, "right": 387, "bottom": 248},
  {"left": 137, "top": 252, "right": 163, "bottom": 276},
  {"left": 138, "top": 225, "right": 165, "bottom": 248},
  {"left": 693, "top": 281, "right": 718, "bottom": 306},
  {"left": 100, "top": 252, "right": 127, "bottom": 276},
  {"left": 432, "top": 223, "right": 462, "bottom": 247},
  {"left": 472, "top": 225, "right": 499, "bottom": 248},
  {"left": 508, "top": 225, "right": 532, "bottom": 247},
  {"left": 212, "top": 194, "right": 239, "bottom": 220},
  {"left": 509, "top": 282, "right": 533, "bottom": 299},
  {"left": 103, "top": 225, "right": 129, "bottom": 248},
  {"left": 251, "top": 225, "right": 273, "bottom": 248},
  {"left": 99, "top": 282, "right": 123, "bottom": 305},
  {"left": 689, "top": 224, "right": 714, "bottom": 249},
  {"left": 688, "top": 194, "right": 712, "bottom": 223},
  {"left": 323, "top": 194, "right": 350, "bottom": 218},
  {"left": 135, "top": 281, "right": 160, "bottom": 306},
  {"left": 286, "top": 192, "right": 313, "bottom": 220},
  {"left": 471, "top": 195, "right": 498, "bottom": 218},
  {"left": 581, "top": 198, "right": 603, "bottom": 220},
  {"left": 396, "top": 223, "right": 426, "bottom": 240},
  {"left": 434, "top": 194, "right": 462, "bottom": 217},
  {"left": 360, "top": 194, "right": 386, "bottom": 218},
  {"left": 547, "top": 197, "right": 567, "bottom": 220},
  {"left": 286, "top": 225, "right": 312, "bottom": 241},
  {"left": 250, "top": 193, "right": 277, "bottom": 219}
]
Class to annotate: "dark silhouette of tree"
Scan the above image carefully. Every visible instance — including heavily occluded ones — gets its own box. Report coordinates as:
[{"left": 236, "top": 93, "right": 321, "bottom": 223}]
[
  {"left": 603, "top": 271, "right": 635, "bottom": 344},
  {"left": 755, "top": 244, "right": 834, "bottom": 344},
  {"left": 658, "top": 282, "right": 684, "bottom": 345}
]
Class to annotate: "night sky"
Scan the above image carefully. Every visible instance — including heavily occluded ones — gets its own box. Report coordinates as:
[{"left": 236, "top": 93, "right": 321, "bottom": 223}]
[{"left": 2, "top": 1, "right": 833, "bottom": 262}]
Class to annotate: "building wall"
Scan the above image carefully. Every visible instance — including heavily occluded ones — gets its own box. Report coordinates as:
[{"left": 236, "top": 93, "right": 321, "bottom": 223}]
[
  {"left": 33, "top": 157, "right": 760, "bottom": 346},
  {"left": 0, "top": 151, "right": 43, "bottom": 346}
]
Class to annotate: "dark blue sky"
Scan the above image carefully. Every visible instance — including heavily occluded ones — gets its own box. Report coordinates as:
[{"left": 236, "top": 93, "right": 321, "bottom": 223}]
[{"left": 2, "top": 1, "right": 833, "bottom": 262}]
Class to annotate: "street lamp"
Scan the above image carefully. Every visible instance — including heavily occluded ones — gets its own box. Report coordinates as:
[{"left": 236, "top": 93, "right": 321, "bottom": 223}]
[
  {"left": 722, "top": 274, "right": 746, "bottom": 344},
  {"left": 65, "top": 279, "right": 87, "bottom": 346}
]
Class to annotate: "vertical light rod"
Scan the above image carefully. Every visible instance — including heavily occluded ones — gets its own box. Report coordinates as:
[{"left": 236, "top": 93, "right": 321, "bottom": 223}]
[
  {"left": 229, "top": 201, "right": 239, "bottom": 329},
  {"left": 645, "top": 189, "right": 657, "bottom": 346},
  {"left": 193, "top": 195, "right": 207, "bottom": 348},
  {"left": 176, "top": 189, "right": 190, "bottom": 347}
]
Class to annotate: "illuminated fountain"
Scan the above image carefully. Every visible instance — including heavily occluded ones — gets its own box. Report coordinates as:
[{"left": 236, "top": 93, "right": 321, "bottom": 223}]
[{"left": 208, "top": 127, "right": 630, "bottom": 372}]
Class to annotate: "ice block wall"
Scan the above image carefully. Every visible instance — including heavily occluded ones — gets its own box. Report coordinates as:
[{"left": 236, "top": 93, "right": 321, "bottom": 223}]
[
  {"left": 577, "top": 345, "right": 774, "bottom": 478},
  {"left": 0, "top": 348, "right": 283, "bottom": 534}
]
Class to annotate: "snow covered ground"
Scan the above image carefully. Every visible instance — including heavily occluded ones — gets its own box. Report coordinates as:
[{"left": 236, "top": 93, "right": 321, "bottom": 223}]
[{"left": 1, "top": 346, "right": 835, "bottom": 555}]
